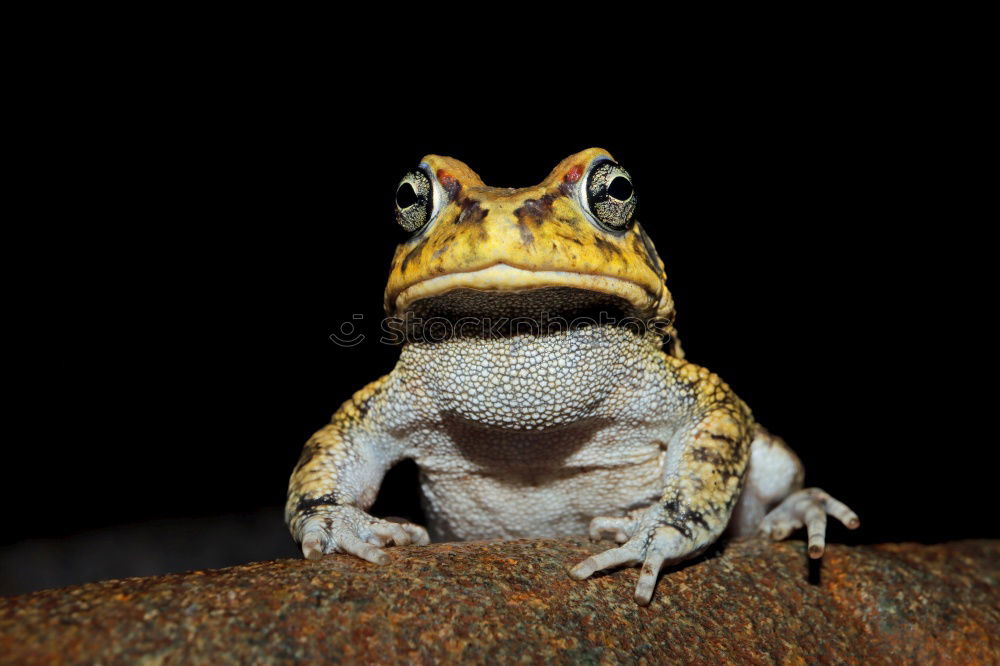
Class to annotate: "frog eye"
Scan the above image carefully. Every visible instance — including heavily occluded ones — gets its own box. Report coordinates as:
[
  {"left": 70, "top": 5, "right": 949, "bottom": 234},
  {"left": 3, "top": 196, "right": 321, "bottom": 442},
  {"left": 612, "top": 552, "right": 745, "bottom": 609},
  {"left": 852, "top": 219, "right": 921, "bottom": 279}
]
[
  {"left": 395, "top": 168, "right": 435, "bottom": 232},
  {"left": 584, "top": 161, "right": 638, "bottom": 231}
]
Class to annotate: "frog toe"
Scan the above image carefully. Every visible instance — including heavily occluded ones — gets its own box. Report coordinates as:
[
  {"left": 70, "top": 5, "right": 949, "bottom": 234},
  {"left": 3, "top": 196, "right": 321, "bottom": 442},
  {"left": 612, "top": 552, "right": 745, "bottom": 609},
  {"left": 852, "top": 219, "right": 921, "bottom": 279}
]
[
  {"left": 759, "top": 488, "right": 860, "bottom": 557},
  {"left": 587, "top": 515, "right": 636, "bottom": 543},
  {"left": 568, "top": 542, "right": 644, "bottom": 580}
]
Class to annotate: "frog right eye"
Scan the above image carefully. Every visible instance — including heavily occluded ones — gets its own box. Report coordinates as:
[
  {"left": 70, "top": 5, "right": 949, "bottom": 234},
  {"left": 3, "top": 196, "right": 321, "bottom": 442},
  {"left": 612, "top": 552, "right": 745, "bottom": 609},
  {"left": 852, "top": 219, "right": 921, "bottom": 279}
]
[
  {"left": 395, "top": 169, "right": 435, "bottom": 232},
  {"left": 582, "top": 160, "right": 638, "bottom": 232}
]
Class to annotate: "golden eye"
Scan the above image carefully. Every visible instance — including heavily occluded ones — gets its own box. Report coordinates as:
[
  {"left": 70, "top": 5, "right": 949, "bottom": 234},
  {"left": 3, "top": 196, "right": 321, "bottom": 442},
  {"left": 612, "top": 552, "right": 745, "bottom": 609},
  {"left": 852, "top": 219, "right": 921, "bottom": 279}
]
[
  {"left": 395, "top": 168, "right": 434, "bottom": 232},
  {"left": 585, "top": 161, "right": 637, "bottom": 231}
]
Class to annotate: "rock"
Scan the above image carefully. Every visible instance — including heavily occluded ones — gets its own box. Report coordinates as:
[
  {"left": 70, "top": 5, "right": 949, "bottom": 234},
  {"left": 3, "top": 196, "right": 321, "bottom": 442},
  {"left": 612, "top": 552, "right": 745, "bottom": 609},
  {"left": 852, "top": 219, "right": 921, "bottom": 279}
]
[{"left": 1, "top": 539, "right": 997, "bottom": 664}]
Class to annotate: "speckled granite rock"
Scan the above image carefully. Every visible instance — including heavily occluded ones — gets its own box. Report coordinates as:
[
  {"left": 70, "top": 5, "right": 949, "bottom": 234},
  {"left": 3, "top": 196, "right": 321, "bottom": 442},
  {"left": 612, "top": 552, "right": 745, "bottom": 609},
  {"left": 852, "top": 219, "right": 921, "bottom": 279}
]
[{"left": 1, "top": 539, "right": 996, "bottom": 664}]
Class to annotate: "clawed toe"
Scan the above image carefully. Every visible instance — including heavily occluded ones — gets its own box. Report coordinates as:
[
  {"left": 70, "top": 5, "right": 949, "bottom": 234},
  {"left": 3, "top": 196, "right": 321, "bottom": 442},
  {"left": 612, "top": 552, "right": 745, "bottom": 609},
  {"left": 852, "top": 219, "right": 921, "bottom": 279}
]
[
  {"left": 301, "top": 531, "right": 327, "bottom": 560},
  {"left": 569, "top": 543, "right": 643, "bottom": 580},
  {"left": 760, "top": 488, "right": 859, "bottom": 557}
]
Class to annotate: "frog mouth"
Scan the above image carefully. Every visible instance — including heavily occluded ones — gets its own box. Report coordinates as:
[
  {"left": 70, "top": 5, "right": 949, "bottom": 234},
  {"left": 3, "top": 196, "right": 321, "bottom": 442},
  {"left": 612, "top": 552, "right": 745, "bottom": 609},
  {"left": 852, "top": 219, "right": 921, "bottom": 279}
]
[{"left": 392, "top": 263, "right": 662, "bottom": 317}]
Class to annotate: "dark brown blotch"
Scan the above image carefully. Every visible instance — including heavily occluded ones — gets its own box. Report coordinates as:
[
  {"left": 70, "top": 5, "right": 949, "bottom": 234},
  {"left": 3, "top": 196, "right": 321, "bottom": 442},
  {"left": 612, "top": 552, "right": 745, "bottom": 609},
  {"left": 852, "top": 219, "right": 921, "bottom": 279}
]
[
  {"left": 455, "top": 198, "right": 488, "bottom": 225},
  {"left": 295, "top": 493, "right": 340, "bottom": 516},
  {"left": 439, "top": 173, "right": 462, "bottom": 200},
  {"left": 691, "top": 446, "right": 726, "bottom": 467},
  {"left": 593, "top": 234, "right": 623, "bottom": 258},
  {"left": 514, "top": 192, "right": 560, "bottom": 226},
  {"left": 401, "top": 236, "right": 428, "bottom": 272},
  {"left": 557, "top": 233, "right": 584, "bottom": 246},
  {"left": 681, "top": 509, "right": 710, "bottom": 530}
]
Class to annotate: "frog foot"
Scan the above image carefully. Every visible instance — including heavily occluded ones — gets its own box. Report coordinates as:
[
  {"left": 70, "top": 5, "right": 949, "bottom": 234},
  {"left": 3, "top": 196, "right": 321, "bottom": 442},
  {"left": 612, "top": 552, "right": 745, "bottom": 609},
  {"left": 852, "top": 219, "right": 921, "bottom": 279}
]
[
  {"left": 570, "top": 511, "right": 696, "bottom": 606},
  {"left": 297, "top": 506, "right": 430, "bottom": 564},
  {"left": 759, "top": 487, "right": 860, "bottom": 558}
]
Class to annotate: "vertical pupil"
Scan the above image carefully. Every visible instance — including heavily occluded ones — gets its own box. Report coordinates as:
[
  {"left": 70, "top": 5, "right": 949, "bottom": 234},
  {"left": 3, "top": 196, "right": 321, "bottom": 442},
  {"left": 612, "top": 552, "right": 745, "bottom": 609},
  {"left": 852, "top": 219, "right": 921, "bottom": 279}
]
[
  {"left": 608, "top": 176, "right": 633, "bottom": 201},
  {"left": 396, "top": 182, "right": 418, "bottom": 208}
]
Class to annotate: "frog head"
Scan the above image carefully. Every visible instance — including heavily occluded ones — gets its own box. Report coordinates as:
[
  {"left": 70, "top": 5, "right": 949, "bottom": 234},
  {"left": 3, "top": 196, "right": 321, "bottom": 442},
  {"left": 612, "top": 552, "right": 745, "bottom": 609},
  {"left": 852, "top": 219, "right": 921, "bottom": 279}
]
[{"left": 384, "top": 148, "right": 680, "bottom": 353}]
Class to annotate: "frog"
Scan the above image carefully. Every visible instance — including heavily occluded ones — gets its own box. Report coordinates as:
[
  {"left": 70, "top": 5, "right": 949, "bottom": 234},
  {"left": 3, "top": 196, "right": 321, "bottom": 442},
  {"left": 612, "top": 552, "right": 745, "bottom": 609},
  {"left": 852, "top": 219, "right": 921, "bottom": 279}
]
[{"left": 285, "top": 148, "right": 859, "bottom": 605}]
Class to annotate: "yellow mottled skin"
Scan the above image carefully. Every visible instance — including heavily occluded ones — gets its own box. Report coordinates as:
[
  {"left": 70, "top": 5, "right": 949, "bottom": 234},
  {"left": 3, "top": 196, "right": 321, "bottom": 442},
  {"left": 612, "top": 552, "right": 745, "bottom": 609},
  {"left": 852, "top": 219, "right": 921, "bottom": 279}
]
[
  {"left": 385, "top": 148, "right": 682, "bottom": 355},
  {"left": 286, "top": 148, "right": 859, "bottom": 605}
]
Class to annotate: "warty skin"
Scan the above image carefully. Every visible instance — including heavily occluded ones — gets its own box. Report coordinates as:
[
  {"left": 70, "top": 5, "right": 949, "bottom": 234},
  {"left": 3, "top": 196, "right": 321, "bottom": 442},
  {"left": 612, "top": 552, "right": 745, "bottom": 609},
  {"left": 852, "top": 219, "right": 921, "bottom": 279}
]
[{"left": 286, "top": 148, "right": 859, "bottom": 605}]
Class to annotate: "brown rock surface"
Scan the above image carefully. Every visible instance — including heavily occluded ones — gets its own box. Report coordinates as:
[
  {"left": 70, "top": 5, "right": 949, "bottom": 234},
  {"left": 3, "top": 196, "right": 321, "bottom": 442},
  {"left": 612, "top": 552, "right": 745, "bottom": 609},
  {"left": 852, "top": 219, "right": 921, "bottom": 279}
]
[{"left": 1, "top": 538, "right": 997, "bottom": 664}]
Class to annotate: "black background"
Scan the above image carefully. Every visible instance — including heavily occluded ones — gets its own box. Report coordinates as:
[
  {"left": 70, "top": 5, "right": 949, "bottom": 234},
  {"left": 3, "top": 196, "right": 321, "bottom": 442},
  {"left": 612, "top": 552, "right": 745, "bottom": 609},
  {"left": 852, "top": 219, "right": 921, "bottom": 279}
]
[{"left": 3, "top": 69, "right": 989, "bottom": 593}]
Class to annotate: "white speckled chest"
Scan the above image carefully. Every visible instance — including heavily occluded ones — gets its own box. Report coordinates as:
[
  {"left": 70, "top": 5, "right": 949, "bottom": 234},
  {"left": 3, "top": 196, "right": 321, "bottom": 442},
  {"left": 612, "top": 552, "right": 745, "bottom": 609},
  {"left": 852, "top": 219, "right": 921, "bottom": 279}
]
[{"left": 394, "top": 326, "right": 684, "bottom": 540}]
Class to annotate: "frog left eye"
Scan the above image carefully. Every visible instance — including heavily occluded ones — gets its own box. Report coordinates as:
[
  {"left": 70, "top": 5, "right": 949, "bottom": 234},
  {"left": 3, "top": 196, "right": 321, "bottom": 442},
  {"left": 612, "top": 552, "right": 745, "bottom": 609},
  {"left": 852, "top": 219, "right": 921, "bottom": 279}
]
[
  {"left": 395, "top": 168, "right": 435, "bottom": 232},
  {"left": 584, "top": 161, "right": 638, "bottom": 231}
]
